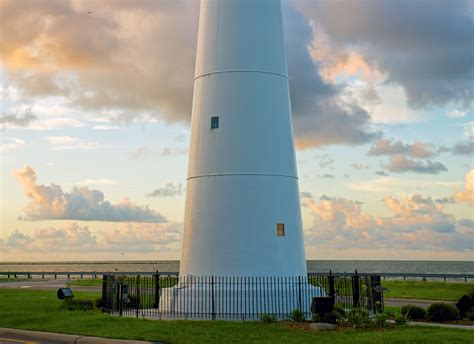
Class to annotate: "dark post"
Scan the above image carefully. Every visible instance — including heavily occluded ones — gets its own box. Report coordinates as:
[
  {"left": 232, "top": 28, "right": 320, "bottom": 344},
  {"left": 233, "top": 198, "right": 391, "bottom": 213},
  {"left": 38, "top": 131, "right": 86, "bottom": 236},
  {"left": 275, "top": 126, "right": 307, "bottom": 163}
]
[
  {"left": 297, "top": 275, "right": 302, "bottom": 311},
  {"left": 136, "top": 275, "right": 141, "bottom": 318},
  {"left": 118, "top": 282, "right": 123, "bottom": 316},
  {"left": 101, "top": 274, "right": 108, "bottom": 310},
  {"left": 211, "top": 276, "right": 216, "bottom": 320},
  {"left": 372, "top": 275, "right": 383, "bottom": 313},
  {"left": 154, "top": 270, "right": 160, "bottom": 308},
  {"left": 352, "top": 270, "right": 360, "bottom": 308},
  {"left": 328, "top": 270, "right": 335, "bottom": 304}
]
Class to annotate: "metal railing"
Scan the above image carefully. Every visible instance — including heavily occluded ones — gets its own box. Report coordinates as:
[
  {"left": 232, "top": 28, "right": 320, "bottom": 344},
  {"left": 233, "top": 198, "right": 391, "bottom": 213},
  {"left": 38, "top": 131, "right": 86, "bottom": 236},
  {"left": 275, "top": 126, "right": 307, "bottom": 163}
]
[
  {"left": 100, "top": 271, "right": 383, "bottom": 320},
  {"left": 1, "top": 271, "right": 472, "bottom": 282}
]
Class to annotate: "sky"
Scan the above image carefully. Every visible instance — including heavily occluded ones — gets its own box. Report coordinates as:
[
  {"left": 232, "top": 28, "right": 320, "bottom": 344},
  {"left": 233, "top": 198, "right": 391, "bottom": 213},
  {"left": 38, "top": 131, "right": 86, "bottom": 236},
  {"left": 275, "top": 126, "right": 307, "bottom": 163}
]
[{"left": 0, "top": 0, "right": 473, "bottom": 262}]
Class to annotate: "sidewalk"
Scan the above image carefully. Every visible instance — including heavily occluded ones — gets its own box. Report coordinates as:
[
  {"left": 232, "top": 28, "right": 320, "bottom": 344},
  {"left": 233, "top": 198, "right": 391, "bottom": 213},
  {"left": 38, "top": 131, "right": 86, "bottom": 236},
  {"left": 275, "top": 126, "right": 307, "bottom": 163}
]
[
  {"left": 385, "top": 297, "right": 454, "bottom": 308},
  {"left": 0, "top": 328, "right": 164, "bottom": 344}
]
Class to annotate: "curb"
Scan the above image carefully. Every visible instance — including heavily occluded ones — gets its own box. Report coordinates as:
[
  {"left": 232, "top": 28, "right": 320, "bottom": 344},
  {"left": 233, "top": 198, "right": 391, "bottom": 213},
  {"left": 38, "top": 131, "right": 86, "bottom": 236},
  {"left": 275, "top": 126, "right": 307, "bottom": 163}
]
[{"left": 0, "top": 328, "right": 164, "bottom": 343}]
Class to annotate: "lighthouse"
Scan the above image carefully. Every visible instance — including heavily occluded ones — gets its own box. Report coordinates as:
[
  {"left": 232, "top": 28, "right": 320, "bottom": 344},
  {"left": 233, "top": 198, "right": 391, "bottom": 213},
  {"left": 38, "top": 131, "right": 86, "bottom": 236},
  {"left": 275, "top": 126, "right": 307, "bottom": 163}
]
[{"left": 180, "top": 0, "right": 307, "bottom": 277}]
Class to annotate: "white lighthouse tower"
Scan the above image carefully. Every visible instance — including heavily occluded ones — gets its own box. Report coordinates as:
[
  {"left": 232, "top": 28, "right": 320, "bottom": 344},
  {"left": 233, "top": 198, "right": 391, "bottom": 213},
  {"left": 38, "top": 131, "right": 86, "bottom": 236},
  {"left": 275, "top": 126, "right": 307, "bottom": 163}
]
[{"left": 180, "top": 0, "right": 307, "bottom": 277}]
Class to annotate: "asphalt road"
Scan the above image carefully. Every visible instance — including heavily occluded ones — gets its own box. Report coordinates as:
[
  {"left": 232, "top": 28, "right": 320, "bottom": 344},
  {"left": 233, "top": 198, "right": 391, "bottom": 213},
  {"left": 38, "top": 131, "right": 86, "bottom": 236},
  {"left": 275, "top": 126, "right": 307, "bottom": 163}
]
[{"left": 0, "top": 333, "right": 56, "bottom": 343}]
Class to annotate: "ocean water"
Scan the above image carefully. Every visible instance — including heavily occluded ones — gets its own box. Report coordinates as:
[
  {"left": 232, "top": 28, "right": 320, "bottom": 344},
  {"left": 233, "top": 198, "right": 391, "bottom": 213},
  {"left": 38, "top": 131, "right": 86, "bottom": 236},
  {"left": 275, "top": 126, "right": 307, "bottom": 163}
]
[{"left": 0, "top": 260, "right": 472, "bottom": 275}]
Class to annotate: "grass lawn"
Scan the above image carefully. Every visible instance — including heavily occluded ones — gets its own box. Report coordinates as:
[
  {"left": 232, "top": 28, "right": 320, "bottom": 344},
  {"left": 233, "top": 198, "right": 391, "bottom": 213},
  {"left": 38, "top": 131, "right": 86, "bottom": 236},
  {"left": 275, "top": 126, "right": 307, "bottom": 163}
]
[
  {"left": 382, "top": 280, "right": 474, "bottom": 301},
  {"left": 0, "top": 289, "right": 473, "bottom": 344},
  {"left": 66, "top": 278, "right": 474, "bottom": 302},
  {"left": 67, "top": 278, "right": 102, "bottom": 287}
]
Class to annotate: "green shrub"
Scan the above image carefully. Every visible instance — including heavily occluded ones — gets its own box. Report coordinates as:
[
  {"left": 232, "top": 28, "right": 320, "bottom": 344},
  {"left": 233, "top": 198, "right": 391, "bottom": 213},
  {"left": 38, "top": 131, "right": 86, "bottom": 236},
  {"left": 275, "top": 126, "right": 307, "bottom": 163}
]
[
  {"left": 347, "top": 308, "right": 370, "bottom": 329},
  {"left": 464, "top": 307, "right": 474, "bottom": 321},
  {"left": 94, "top": 298, "right": 103, "bottom": 309},
  {"left": 311, "top": 313, "right": 320, "bottom": 323},
  {"left": 261, "top": 313, "right": 275, "bottom": 323},
  {"left": 60, "top": 299, "right": 95, "bottom": 311},
  {"left": 394, "top": 312, "right": 409, "bottom": 325},
  {"left": 401, "top": 304, "right": 427, "bottom": 320},
  {"left": 333, "top": 305, "right": 346, "bottom": 319},
  {"left": 427, "top": 303, "right": 461, "bottom": 322},
  {"left": 373, "top": 312, "right": 388, "bottom": 328},
  {"left": 290, "top": 309, "right": 305, "bottom": 322}
]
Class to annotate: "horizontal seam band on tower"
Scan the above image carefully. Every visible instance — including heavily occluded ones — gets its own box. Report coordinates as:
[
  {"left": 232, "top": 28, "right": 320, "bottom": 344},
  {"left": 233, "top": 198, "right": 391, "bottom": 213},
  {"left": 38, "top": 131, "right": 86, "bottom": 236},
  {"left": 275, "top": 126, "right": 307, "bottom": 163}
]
[
  {"left": 194, "top": 70, "right": 288, "bottom": 81},
  {"left": 187, "top": 173, "right": 298, "bottom": 180}
]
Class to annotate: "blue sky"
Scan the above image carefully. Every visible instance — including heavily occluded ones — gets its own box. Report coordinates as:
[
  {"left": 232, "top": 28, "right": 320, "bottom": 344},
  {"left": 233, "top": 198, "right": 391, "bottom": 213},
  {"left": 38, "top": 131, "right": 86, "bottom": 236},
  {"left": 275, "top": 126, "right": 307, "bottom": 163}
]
[{"left": 1, "top": 0, "right": 473, "bottom": 261}]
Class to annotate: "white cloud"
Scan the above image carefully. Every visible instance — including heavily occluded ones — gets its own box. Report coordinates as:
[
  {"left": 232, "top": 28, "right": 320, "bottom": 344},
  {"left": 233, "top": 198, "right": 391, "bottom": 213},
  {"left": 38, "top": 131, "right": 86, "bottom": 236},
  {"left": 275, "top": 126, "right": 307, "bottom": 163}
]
[
  {"left": 75, "top": 179, "right": 119, "bottom": 187},
  {"left": 0, "top": 137, "right": 25, "bottom": 153},
  {"left": 14, "top": 165, "right": 166, "bottom": 222},
  {"left": 3, "top": 222, "right": 182, "bottom": 253},
  {"left": 45, "top": 136, "right": 97, "bottom": 150},
  {"left": 301, "top": 193, "right": 473, "bottom": 253},
  {"left": 447, "top": 109, "right": 467, "bottom": 118}
]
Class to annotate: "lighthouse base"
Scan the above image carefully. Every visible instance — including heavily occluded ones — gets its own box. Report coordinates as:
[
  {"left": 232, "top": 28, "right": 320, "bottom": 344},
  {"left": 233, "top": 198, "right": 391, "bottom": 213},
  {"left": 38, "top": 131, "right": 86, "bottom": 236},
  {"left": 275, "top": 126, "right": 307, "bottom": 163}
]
[{"left": 153, "top": 277, "right": 325, "bottom": 320}]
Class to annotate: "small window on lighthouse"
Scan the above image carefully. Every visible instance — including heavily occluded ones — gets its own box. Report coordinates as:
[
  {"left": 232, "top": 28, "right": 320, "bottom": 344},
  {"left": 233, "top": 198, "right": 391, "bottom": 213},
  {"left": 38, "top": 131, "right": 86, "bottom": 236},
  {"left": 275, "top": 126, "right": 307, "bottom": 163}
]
[
  {"left": 211, "top": 116, "right": 219, "bottom": 129},
  {"left": 277, "top": 223, "right": 285, "bottom": 237}
]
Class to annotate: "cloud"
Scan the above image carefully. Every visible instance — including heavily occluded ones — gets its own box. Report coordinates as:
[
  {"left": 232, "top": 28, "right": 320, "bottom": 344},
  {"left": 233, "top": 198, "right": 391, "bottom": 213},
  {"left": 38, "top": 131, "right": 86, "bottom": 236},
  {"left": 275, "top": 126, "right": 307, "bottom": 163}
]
[
  {"left": 13, "top": 165, "right": 166, "bottom": 222},
  {"left": 0, "top": 137, "right": 25, "bottom": 153},
  {"left": 301, "top": 193, "right": 472, "bottom": 252},
  {"left": 321, "top": 174, "right": 335, "bottom": 179},
  {"left": 5, "top": 230, "right": 35, "bottom": 248},
  {"left": 319, "top": 157, "right": 334, "bottom": 169},
  {"left": 0, "top": 0, "right": 379, "bottom": 149},
  {"left": 161, "top": 147, "right": 188, "bottom": 157},
  {"left": 3, "top": 222, "right": 182, "bottom": 253},
  {"left": 464, "top": 122, "right": 474, "bottom": 139},
  {"left": 92, "top": 125, "right": 120, "bottom": 130},
  {"left": 352, "top": 163, "right": 370, "bottom": 170},
  {"left": 0, "top": 110, "right": 36, "bottom": 127},
  {"left": 383, "top": 154, "right": 447, "bottom": 174},
  {"left": 295, "top": 0, "right": 474, "bottom": 109},
  {"left": 75, "top": 179, "right": 119, "bottom": 186},
  {"left": 451, "top": 141, "right": 474, "bottom": 156},
  {"left": 129, "top": 146, "right": 151, "bottom": 160},
  {"left": 455, "top": 170, "right": 474, "bottom": 206},
  {"left": 447, "top": 110, "right": 467, "bottom": 118},
  {"left": 369, "top": 138, "right": 437, "bottom": 158},
  {"left": 0, "top": 0, "right": 199, "bottom": 124},
  {"left": 45, "top": 136, "right": 97, "bottom": 150},
  {"left": 375, "top": 171, "right": 389, "bottom": 176},
  {"left": 146, "top": 183, "right": 183, "bottom": 198}
]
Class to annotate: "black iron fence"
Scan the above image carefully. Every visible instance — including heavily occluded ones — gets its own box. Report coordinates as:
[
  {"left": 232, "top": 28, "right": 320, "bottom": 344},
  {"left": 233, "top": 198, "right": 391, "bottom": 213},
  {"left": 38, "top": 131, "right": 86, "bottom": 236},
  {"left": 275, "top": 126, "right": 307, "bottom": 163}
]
[{"left": 101, "top": 271, "right": 383, "bottom": 320}]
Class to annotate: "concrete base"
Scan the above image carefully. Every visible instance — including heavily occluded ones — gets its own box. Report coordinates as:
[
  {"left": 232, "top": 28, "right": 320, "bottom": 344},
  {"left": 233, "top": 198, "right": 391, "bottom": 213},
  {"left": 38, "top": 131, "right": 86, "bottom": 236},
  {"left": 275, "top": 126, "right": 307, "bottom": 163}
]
[
  {"left": 153, "top": 281, "right": 325, "bottom": 320},
  {"left": 309, "top": 323, "right": 337, "bottom": 331}
]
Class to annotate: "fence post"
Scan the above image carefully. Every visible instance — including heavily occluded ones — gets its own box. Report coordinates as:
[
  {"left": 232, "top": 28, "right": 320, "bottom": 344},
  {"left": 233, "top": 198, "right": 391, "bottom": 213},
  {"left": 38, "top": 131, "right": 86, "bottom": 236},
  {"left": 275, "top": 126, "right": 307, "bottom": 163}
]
[
  {"left": 101, "top": 275, "right": 107, "bottom": 310},
  {"left": 352, "top": 270, "right": 360, "bottom": 308},
  {"left": 328, "top": 270, "right": 335, "bottom": 304},
  {"left": 154, "top": 270, "right": 160, "bottom": 309},
  {"left": 211, "top": 276, "right": 216, "bottom": 320},
  {"left": 118, "top": 282, "right": 123, "bottom": 317},
  {"left": 297, "top": 275, "right": 302, "bottom": 311},
  {"left": 136, "top": 275, "right": 140, "bottom": 318},
  {"left": 372, "top": 275, "right": 382, "bottom": 313}
]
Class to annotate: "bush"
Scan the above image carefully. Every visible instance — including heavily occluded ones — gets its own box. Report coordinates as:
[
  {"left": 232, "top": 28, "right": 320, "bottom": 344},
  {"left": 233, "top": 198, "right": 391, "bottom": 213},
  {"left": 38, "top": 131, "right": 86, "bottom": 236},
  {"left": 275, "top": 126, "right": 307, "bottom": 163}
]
[
  {"left": 427, "top": 303, "right": 461, "bottom": 322},
  {"left": 261, "top": 313, "right": 275, "bottom": 323},
  {"left": 94, "top": 298, "right": 103, "bottom": 309},
  {"left": 290, "top": 309, "right": 306, "bottom": 322},
  {"left": 464, "top": 307, "right": 474, "bottom": 321},
  {"left": 401, "top": 304, "right": 427, "bottom": 320},
  {"left": 373, "top": 312, "right": 388, "bottom": 328},
  {"left": 394, "top": 312, "right": 409, "bottom": 325},
  {"left": 60, "top": 299, "right": 95, "bottom": 311},
  {"left": 347, "top": 308, "right": 370, "bottom": 329}
]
